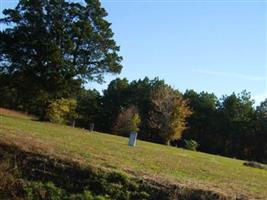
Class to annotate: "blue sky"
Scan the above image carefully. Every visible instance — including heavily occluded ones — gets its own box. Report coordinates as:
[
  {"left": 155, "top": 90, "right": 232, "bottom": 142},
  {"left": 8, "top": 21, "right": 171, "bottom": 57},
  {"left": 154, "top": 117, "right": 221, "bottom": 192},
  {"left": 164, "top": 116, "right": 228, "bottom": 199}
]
[{"left": 1, "top": 0, "right": 266, "bottom": 105}]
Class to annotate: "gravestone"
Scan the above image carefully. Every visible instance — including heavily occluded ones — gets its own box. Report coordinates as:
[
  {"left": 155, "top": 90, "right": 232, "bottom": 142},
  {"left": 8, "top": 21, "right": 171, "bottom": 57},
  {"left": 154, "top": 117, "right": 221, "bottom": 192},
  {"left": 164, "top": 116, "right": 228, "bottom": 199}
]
[
  {"left": 128, "top": 131, "right": 138, "bottom": 147},
  {"left": 89, "top": 123, "right": 94, "bottom": 132}
]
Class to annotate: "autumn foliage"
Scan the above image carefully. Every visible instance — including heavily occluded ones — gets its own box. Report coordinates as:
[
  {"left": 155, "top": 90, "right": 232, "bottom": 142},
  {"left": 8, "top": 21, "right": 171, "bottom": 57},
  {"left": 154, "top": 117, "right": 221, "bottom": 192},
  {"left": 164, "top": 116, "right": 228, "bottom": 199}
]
[
  {"left": 112, "top": 106, "right": 141, "bottom": 136},
  {"left": 148, "top": 86, "right": 192, "bottom": 144}
]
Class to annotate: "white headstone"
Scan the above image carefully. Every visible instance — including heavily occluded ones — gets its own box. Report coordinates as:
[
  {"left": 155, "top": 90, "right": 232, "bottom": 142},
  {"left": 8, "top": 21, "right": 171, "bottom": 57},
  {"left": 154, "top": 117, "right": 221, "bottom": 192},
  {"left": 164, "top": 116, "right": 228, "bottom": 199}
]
[{"left": 128, "top": 131, "right": 138, "bottom": 147}]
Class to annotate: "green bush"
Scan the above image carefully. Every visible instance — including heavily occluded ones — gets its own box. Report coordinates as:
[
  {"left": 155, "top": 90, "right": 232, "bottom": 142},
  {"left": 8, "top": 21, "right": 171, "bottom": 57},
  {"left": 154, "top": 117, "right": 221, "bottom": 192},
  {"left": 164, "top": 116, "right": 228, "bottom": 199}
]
[
  {"left": 184, "top": 140, "right": 199, "bottom": 151},
  {"left": 24, "top": 181, "right": 109, "bottom": 200},
  {"left": 46, "top": 98, "right": 78, "bottom": 125},
  {"left": 24, "top": 181, "right": 65, "bottom": 200}
]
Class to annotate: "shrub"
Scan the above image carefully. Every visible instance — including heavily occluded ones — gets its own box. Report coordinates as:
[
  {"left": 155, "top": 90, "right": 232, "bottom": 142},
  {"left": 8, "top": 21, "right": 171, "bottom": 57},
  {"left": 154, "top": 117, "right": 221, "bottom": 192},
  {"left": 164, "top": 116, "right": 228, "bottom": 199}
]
[
  {"left": 46, "top": 98, "right": 78, "bottom": 125},
  {"left": 24, "top": 182, "right": 110, "bottom": 200},
  {"left": 184, "top": 140, "right": 199, "bottom": 151},
  {"left": 24, "top": 181, "right": 65, "bottom": 200}
]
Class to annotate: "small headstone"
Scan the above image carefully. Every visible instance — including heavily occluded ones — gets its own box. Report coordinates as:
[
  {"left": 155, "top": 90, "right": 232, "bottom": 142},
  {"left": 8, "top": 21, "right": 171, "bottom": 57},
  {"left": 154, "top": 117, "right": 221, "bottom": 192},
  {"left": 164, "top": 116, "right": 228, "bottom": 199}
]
[
  {"left": 89, "top": 123, "right": 94, "bottom": 132},
  {"left": 128, "top": 131, "right": 137, "bottom": 147},
  {"left": 72, "top": 120, "right": 76, "bottom": 128}
]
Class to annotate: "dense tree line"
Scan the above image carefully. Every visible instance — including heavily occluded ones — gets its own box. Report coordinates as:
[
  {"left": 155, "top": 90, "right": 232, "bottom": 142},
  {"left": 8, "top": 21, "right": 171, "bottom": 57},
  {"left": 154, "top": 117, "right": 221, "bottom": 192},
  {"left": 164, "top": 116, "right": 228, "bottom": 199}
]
[
  {"left": 182, "top": 90, "right": 267, "bottom": 163},
  {"left": 75, "top": 78, "right": 191, "bottom": 145},
  {"left": 72, "top": 79, "right": 267, "bottom": 164}
]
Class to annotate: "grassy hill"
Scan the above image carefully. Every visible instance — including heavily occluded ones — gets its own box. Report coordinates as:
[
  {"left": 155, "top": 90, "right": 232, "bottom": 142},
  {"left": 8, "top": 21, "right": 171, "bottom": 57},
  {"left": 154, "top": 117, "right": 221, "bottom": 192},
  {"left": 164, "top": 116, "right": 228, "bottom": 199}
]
[{"left": 0, "top": 109, "right": 267, "bottom": 199}]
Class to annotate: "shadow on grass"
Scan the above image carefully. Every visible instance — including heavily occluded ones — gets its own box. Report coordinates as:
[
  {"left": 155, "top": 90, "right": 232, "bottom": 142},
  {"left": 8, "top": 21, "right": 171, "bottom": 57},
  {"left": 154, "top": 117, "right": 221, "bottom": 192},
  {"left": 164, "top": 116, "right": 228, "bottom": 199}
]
[{"left": 0, "top": 142, "right": 235, "bottom": 200}]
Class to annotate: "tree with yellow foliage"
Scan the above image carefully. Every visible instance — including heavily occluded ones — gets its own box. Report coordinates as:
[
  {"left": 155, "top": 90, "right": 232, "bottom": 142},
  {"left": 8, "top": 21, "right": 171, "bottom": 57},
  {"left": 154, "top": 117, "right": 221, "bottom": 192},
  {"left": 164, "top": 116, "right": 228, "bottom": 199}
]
[{"left": 148, "top": 86, "right": 192, "bottom": 145}]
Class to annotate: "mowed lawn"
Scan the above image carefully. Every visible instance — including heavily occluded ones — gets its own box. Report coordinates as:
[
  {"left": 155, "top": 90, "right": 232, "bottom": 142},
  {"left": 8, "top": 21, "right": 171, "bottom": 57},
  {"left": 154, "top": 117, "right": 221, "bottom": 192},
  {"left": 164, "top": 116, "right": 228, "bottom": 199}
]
[{"left": 0, "top": 111, "right": 267, "bottom": 199}]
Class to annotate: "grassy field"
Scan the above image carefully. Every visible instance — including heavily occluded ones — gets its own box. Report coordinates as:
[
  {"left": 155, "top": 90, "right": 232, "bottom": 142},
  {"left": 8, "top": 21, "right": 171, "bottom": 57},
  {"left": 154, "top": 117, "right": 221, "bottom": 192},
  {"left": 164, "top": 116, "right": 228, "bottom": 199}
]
[{"left": 0, "top": 110, "right": 267, "bottom": 199}]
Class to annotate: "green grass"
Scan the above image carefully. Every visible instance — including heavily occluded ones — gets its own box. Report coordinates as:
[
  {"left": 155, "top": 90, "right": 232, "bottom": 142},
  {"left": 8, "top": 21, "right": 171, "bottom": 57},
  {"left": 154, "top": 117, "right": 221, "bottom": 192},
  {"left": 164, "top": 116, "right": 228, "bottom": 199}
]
[{"left": 1, "top": 112, "right": 267, "bottom": 199}]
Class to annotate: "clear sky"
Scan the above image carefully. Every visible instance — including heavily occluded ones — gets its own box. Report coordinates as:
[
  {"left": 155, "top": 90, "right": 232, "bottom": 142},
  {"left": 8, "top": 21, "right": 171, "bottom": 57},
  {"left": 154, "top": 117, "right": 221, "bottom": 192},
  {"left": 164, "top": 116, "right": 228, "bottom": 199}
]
[{"left": 1, "top": 0, "right": 266, "bottom": 105}]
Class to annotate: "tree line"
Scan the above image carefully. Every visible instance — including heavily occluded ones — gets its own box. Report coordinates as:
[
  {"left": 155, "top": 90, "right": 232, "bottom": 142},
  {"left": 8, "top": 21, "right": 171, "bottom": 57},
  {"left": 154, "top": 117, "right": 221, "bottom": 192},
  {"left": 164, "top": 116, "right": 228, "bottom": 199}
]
[
  {"left": 2, "top": 74, "right": 267, "bottom": 164},
  {"left": 0, "top": 0, "right": 266, "bottom": 164},
  {"left": 74, "top": 78, "right": 267, "bottom": 164}
]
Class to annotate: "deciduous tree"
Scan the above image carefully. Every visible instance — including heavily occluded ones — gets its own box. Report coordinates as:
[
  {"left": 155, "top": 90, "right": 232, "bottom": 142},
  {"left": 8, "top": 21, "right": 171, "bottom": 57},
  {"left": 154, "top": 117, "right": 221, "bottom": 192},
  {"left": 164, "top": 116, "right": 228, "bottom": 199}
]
[
  {"left": 0, "top": 0, "right": 122, "bottom": 116},
  {"left": 112, "top": 105, "right": 141, "bottom": 136},
  {"left": 148, "top": 86, "right": 192, "bottom": 144}
]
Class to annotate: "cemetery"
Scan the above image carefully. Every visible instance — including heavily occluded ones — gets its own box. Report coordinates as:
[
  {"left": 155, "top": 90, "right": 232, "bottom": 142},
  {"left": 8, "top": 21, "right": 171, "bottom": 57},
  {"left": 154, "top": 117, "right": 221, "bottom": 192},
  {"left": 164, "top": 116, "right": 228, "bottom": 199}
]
[
  {"left": 0, "top": 0, "right": 266, "bottom": 199},
  {"left": 0, "top": 110, "right": 267, "bottom": 199}
]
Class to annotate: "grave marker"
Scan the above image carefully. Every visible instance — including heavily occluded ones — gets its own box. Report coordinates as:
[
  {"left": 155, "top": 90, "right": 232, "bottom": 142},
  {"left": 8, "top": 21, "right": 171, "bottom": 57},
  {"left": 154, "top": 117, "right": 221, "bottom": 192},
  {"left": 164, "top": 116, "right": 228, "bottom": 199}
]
[
  {"left": 89, "top": 123, "right": 94, "bottom": 132},
  {"left": 128, "top": 131, "right": 137, "bottom": 147}
]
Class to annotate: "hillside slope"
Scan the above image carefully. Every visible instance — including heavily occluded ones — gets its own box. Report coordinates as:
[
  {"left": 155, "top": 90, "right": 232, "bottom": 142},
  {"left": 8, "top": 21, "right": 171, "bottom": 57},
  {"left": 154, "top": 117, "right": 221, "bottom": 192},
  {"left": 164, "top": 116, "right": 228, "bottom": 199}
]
[{"left": 0, "top": 110, "right": 267, "bottom": 199}]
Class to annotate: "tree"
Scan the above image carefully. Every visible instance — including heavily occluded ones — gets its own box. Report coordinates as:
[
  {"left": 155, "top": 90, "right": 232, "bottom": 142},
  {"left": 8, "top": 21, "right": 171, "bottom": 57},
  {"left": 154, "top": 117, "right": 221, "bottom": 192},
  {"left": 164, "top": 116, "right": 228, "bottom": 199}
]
[
  {"left": 256, "top": 99, "right": 267, "bottom": 120},
  {"left": 112, "top": 105, "right": 141, "bottom": 136},
  {"left": 253, "top": 99, "right": 267, "bottom": 162},
  {"left": 100, "top": 78, "right": 130, "bottom": 132},
  {"left": 46, "top": 98, "right": 78, "bottom": 125},
  {"left": 218, "top": 91, "right": 255, "bottom": 123},
  {"left": 216, "top": 91, "right": 255, "bottom": 158},
  {"left": 76, "top": 88, "right": 101, "bottom": 129},
  {"left": 0, "top": 0, "right": 122, "bottom": 116},
  {"left": 148, "top": 85, "right": 192, "bottom": 145},
  {"left": 182, "top": 90, "right": 218, "bottom": 152},
  {"left": 99, "top": 77, "right": 168, "bottom": 139}
]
